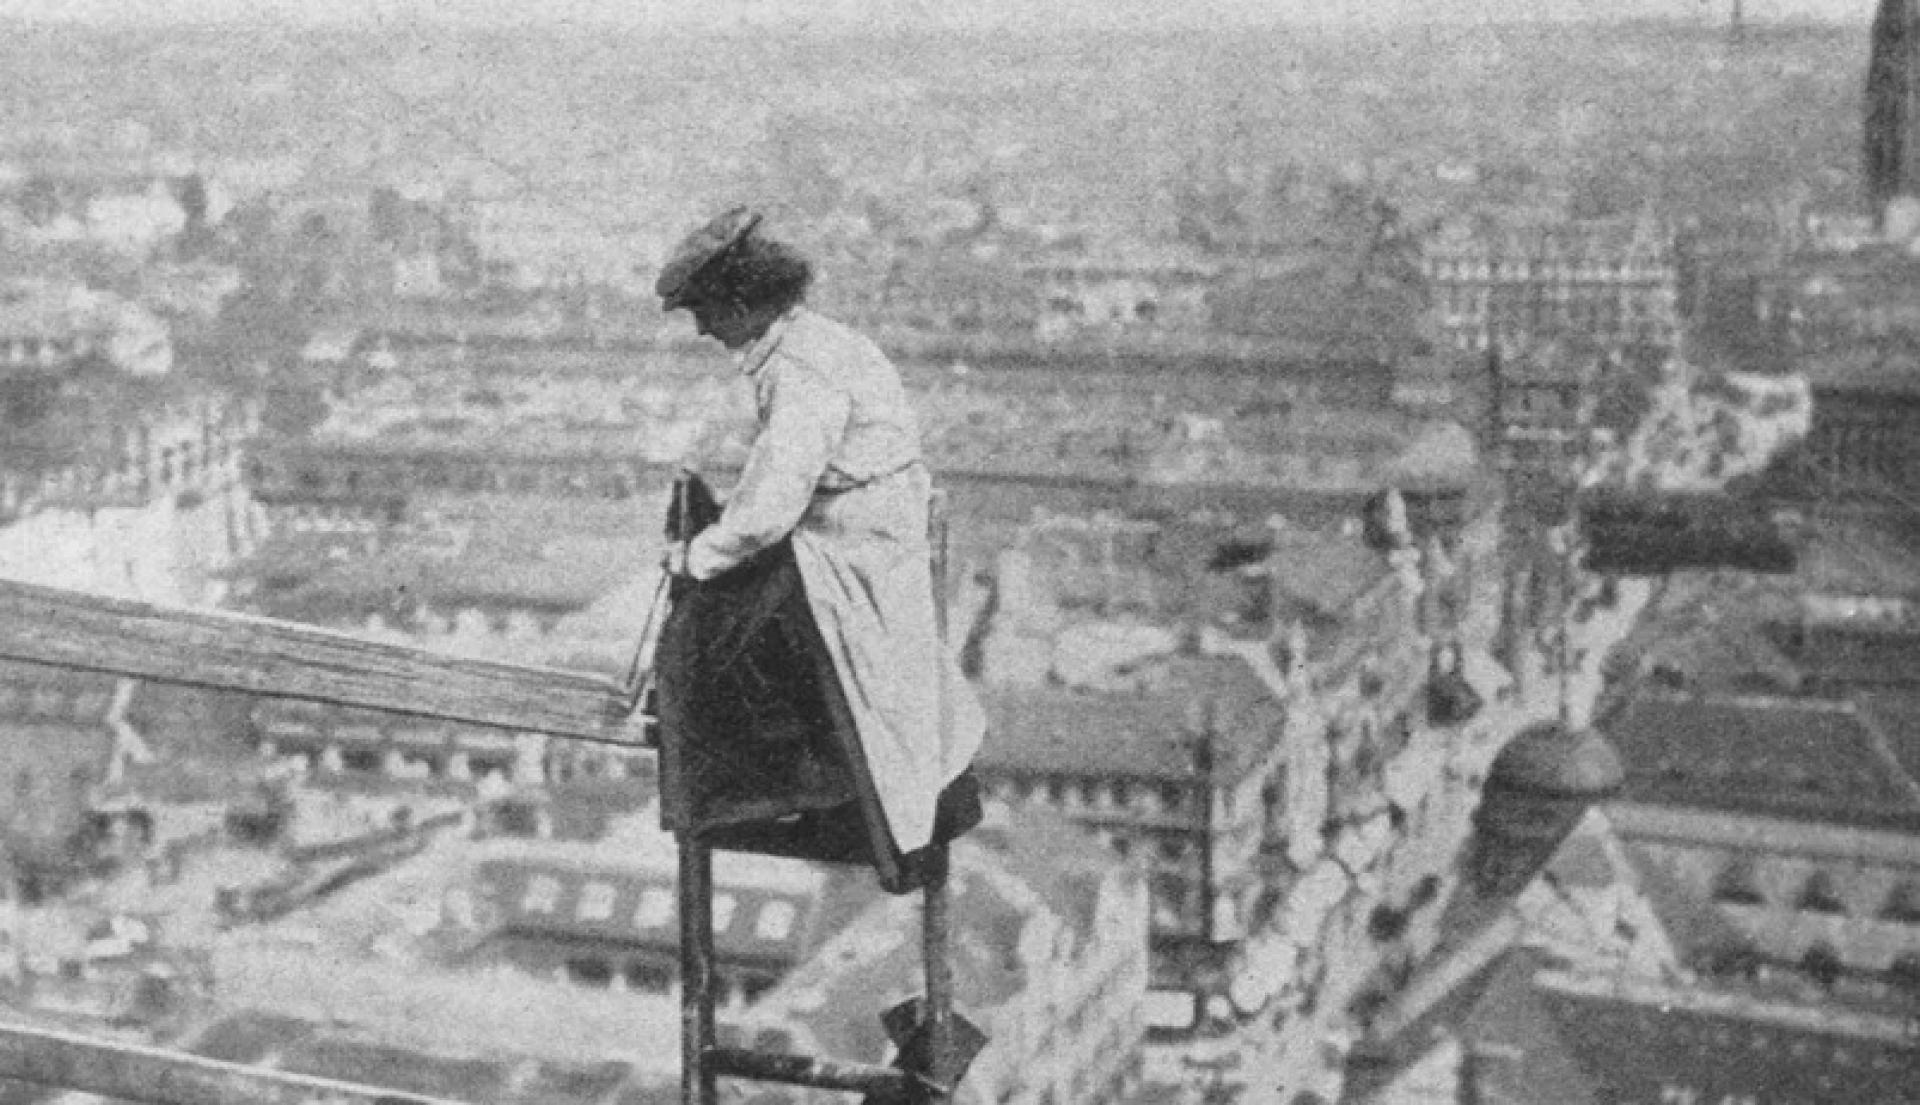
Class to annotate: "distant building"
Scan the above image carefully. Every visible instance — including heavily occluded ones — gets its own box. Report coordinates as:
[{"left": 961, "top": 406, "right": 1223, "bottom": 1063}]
[
  {"left": 179, "top": 1016, "right": 664, "bottom": 1105},
  {"left": 249, "top": 699, "right": 563, "bottom": 793},
  {"left": 0, "top": 279, "right": 172, "bottom": 377},
  {"left": 1867, "top": 0, "right": 1920, "bottom": 224},
  {"left": 1789, "top": 590, "right": 1920, "bottom": 691},
  {"left": 451, "top": 847, "right": 878, "bottom": 1018},
  {"left": 969, "top": 505, "right": 1455, "bottom": 1043},
  {"left": 1345, "top": 947, "right": 1917, "bottom": 1105},
  {"left": 1600, "top": 690, "right": 1920, "bottom": 976},
  {"left": 401, "top": 801, "right": 1149, "bottom": 1105},
  {"left": 1479, "top": 337, "right": 1611, "bottom": 490},
  {"left": 136, "top": 262, "right": 243, "bottom": 324},
  {"left": 1020, "top": 248, "right": 1218, "bottom": 337},
  {"left": 0, "top": 380, "right": 261, "bottom": 606},
  {"left": 1786, "top": 347, "right": 1920, "bottom": 500},
  {"left": 0, "top": 663, "right": 130, "bottom": 900},
  {"left": 1343, "top": 690, "right": 1920, "bottom": 1105},
  {"left": 746, "top": 806, "right": 1151, "bottom": 1105},
  {"left": 1422, "top": 214, "right": 1679, "bottom": 354},
  {"left": 976, "top": 654, "right": 1287, "bottom": 1036}
]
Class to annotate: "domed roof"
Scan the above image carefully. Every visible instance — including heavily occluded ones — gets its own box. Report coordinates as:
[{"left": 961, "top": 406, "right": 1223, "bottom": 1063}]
[{"left": 1488, "top": 720, "right": 1625, "bottom": 799}]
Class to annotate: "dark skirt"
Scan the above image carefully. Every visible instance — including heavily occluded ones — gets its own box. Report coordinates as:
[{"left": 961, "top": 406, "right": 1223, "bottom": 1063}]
[{"left": 655, "top": 538, "right": 979, "bottom": 894}]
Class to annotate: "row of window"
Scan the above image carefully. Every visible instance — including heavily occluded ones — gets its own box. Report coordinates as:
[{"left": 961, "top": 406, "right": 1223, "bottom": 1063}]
[
  {"left": 2, "top": 335, "right": 94, "bottom": 364},
  {"left": 1436, "top": 287, "right": 1672, "bottom": 315},
  {"left": 1085, "top": 829, "right": 1202, "bottom": 868},
  {"left": 1711, "top": 865, "right": 1920, "bottom": 923},
  {"left": 1423, "top": 258, "right": 1673, "bottom": 280},
  {"left": 543, "top": 952, "right": 779, "bottom": 1012},
  {"left": 267, "top": 463, "right": 644, "bottom": 502},
  {"left": 514, "top": 875, "right": 802, "bottom": 944},
  {"left": 261, "top": 740, "right": 520, "bottom": 786},
  {"left": 0, "top": 684, "right": 112, "bottom": 721},
  {"left": 987, "top": 774, "right": 1195, "bottom": 819},
  {"left": 259, "top": 732, "right": 655, "bottom": 806}
]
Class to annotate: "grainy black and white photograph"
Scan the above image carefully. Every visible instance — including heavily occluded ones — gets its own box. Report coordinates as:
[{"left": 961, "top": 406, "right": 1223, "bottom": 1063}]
[{"left": 0, "top": 1, "right": 1912, "bottom": 1102}]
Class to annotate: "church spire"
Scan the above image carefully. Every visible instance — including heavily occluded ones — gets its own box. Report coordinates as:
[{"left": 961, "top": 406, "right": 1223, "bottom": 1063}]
[{"left": 1866, "top": 0, "right": 1920, "bottom": 224}]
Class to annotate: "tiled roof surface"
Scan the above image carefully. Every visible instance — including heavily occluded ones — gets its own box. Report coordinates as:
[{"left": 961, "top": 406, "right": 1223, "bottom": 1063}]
[
  {"left": 1798, "top": 347, "right": 1920, "bottom": 398},
  {"left": 187, "top": 1013, "right": 653, "bottom": 1105},
  {"left": 1603, "top": 692, "right": 1920, "bottom": 830},
  {"left": 977, "top": 652, "right": 1286, "bottom": 783},
  {"left": 757, "top": 806, "right": 1132, "bottom": 1074},
  {"left": 1536, "top": 978, "right": 1917, "bottom": 1105},
  {"left": 1266, "top": 525, "right": 1393, "bottom": 621},
  {"left": 250, "top": 495, "right": 649, "bottom": 621},
  {"left": 1853, "top": 689, "right": 1920, "bottom": 793},
  {"left": 1345, "top": 949, "right": 1598, "bottom": 1105}
]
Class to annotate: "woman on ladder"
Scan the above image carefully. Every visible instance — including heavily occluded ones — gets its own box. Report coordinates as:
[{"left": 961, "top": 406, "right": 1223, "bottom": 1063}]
[{"left": 653, "top": 205, "right": 984, "bottom": 893}]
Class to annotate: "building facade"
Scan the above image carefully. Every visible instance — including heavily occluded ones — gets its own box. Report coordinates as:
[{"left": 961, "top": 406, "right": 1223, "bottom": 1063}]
[
  {"left": 1867, "top": 0, "right": 1920, "bottom": 221},
  {"left": 1422, "top": 214, "right": 1679, "bottom": 354},
  {"left": 1787, "top": 349, "right": 1920, "bottom": 501},
  {"left": 0, "top": 385, "right": 262, "bottom": 607},
  {"left": 1600, "top": 691, "right": 1920, "bottom": 978},
  {"left": 747, "top": 808, "right": 1151, "bottom": 1105}
]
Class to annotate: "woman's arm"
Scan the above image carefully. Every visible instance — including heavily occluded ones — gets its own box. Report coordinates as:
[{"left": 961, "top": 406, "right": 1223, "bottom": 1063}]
[{"left": 684, "top": 361, "right": 851, "bottom": 580}]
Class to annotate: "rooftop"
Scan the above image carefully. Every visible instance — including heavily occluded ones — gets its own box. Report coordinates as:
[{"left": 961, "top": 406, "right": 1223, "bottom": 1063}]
[
  {"left": 749, "top": 805, "right": 1134, "bottom": 1075},
  {"left": 1345, "top": 948, "right": 1596, "bottom": 1105},
  {"left": 1532, "top": 969, "right": 1918, "bottom": 1103},
  {"left": 1351, "top": 948, "right": 1917, "bottom": 1105},
  {"left": 1266, "top": 523, "right": 1394, "bottom": 623},
  {"left": 0, "top": 279, "right": 116, "bottom": 340},
  {"left": 181, "top": 1011, "right": 664, "bottom": 1105},
  {"left": 1601, "top": 691, "right": 1920, "bottom": 831},
  {"left": 241, "top": 494, "right": 656, "bottom": 623},
  {"left": 1853, "top": 689, "right": 1920, "bottom": 797},
  {"left": 1426, "top": 211, "right": 1673, "bottom": 264},
  {"left": 976, "top": 651, "right": 1285, "bottom": 784},
  {"left": 1796, "top": 346, "right": 1920, "bottom": 399}
]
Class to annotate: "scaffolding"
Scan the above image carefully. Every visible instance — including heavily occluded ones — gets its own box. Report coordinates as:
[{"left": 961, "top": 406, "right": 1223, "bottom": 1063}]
[{"left": 0, "top": 496, "right": 981, "bottom": 1105}]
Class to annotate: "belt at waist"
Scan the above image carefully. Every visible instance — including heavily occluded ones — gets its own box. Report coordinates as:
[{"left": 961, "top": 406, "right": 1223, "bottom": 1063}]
[{"left": 813, "top": 458, "right": 924, "bottom": 498}]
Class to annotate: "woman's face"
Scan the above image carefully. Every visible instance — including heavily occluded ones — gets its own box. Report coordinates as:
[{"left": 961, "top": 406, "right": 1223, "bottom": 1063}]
[{"left": 687, "top": 297, "right": 767, "bottom": 352}]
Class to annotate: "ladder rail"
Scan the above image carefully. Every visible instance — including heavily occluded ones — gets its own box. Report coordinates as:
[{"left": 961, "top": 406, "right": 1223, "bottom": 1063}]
[
  {"left": 922, "top": 489, "right": 956, "bottom": 1097},
  {"left": 676, "top": 489, "right": 966, "bottom": 1105}
]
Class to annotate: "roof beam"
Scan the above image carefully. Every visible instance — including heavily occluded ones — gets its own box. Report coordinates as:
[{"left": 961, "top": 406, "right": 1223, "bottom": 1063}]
[
  {"left": 0, "top": 1021, "right": 478, "bottom": 1105},
  {"left": 0, "top": 578, "right": 644, "bottom": 744}
]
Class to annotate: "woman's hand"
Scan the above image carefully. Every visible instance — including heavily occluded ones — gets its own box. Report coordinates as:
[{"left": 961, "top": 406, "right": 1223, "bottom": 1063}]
[{"left": 661, "top": 544, "right": 691, "bottom": 578}]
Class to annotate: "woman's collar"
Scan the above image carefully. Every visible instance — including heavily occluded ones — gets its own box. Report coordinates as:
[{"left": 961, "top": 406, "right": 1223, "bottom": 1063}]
[{"left": 737, "top": 307, "right": 802, "bottom": 377}]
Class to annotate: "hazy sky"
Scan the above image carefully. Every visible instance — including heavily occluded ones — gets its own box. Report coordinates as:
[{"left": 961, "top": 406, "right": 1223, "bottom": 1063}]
[{"left": 0, "top": 0, "right": 1883, "bottom": 27}]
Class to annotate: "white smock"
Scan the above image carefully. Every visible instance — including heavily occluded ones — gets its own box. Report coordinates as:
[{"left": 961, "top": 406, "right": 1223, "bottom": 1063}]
[{"left": 684, "top": 307, "right": 985, "bottom": 852}]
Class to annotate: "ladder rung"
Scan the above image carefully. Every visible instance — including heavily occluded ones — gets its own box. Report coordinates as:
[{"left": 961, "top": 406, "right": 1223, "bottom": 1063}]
[{"left": 705, "top": 1045, "right": 914, "bottom": 1097}]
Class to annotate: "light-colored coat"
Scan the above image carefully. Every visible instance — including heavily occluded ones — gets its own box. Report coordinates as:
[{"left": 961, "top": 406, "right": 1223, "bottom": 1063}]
[{"left": 685, "top": 308, "right": 984, "bottom": 852}]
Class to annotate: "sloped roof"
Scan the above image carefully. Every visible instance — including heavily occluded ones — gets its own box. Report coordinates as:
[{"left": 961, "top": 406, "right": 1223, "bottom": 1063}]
[
  {"left": 1344, "top": 949, "right": 1598, "bottom": 1105},
  {"left": 1797, "top": 346, "right": 1920, "bottom": 399},
  {"left": 977, "top": 651, "right": 1286, "bottom": 784},
  {"left": 1616, "top": 838, "right": 1752, "bottom": 965},
  {"left": 751, "top": 806, "right": 1132, "bottom": 1083},
  {"left": 1854, "top": 689, "right": 1920, "bottom": 790},
  {"left": 190, "top": 1013, "right": 651, "bottom": 1105},
  {"left": 1533, "top": 974, "right": 1918, "bottom": 1105},
  {"left": 256, "top": 499, "right": 645, "bottom": 622},
  {"left": 1266, "top": 524, "right": 1392, "bottom": 621},
  {"left": 1604, "top": 691, "right": 1920, "bottom": 830}
]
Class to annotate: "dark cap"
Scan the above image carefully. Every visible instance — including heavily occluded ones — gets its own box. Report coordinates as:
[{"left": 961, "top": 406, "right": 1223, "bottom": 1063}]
[{"left": 655, "top": 206, "right": 763, "bottom": 310}]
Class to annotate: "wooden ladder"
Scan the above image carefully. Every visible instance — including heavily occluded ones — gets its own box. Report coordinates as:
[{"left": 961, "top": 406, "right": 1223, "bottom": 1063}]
[
  {"left": 0, "top": 493, "right": 984, "bottom": 1105},
  {"left": 662, "top": 490, "right": 984, "bottom": 1105}
]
